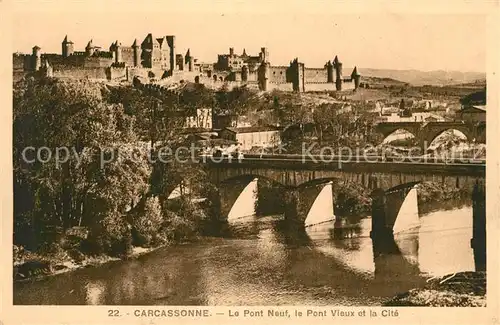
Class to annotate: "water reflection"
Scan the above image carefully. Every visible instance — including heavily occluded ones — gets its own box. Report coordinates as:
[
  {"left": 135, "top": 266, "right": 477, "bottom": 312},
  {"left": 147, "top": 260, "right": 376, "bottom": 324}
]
[
  {"left": 14, "top": 207, "right": 475, "bottom": 306},
  {"left": 418, "top": 207, "right": 474, "bottom": 275},
  {"left": 84, "top": 280, "right": 105, "bottom": 305}
]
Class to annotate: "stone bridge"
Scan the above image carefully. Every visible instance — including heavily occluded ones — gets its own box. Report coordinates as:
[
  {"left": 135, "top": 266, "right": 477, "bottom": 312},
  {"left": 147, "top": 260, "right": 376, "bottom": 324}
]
[
  {"left": 207, "top": 156, "right": 484, "bottom": 189},
  {"left": 376, "top": 121, "right": 486, "bottom": 148},
  {"left": 201, "top": 156, "right": 486, "bottom": 270}
]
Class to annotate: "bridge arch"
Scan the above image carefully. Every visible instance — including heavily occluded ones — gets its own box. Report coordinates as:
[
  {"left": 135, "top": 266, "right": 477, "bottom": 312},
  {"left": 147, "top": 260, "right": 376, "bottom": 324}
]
[
  {"left": 375, "top": 123, "right": 421, "bottom": 145},
  {"left": 215, "top": 174, "right": 288, "bottom": 221},
  {"left": 424, "top": 128, "right": 471, "bottom": 150},
  {"left": 381, "top": 128, "right": 417, "bottom": 145}
]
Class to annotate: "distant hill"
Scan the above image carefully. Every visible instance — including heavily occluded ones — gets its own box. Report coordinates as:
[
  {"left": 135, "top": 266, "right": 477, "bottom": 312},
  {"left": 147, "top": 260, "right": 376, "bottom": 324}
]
[
  {"left": 359, "top": 68, "right": 486, "bottom": 86},
  {"left": 361, "top": 76, "right": 408, "bottom": 86}
]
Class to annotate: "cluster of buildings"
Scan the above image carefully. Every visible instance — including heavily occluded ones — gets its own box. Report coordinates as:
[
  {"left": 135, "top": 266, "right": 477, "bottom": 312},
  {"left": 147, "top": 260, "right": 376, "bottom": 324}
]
[
  {"left": 374, "top": 99, "right": 446, "bottom": 123},
  {"left": 13, "top": 34, "right": 197, "bottom": 82},
  {"left": 13, "top": 34, "right": 362, "bottom": 93},
  {"left": 205, "top": 47, "right": 361, "bottom": 92},
  {"left": 13, "top": 33, "right": 369, "bottom": 152},
  {"left": 182, "top": 108, "right": 281, "bottom": 152},
  {"left": 373, "top": 96, "right": 486, "bottom": 123}
]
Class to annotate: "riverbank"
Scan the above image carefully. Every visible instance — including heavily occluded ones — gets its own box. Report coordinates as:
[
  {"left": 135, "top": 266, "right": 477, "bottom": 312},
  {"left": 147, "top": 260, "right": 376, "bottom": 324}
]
[
  {"left": 384, "top": 271, "right": 486, "bottom": 307},
  {"left": 13, "top": 245, "right": 165, "bottom": 282}
]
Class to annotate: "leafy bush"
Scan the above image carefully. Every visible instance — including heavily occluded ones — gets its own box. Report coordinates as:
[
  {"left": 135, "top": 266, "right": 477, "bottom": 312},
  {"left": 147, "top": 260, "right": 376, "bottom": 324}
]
[
  {"left": 84, "top": 211, "right": 132, "bottom": 257},
  {"left": 162, "top": 198, "right": 207, "bottom": 242},
  {"left": 334, "top": 182, "right": 371, "bottom": 216},
  {"left": 59, "top": 226, "right": 89, "bottom": 250},
  {"left": 417, "top": 182, "right": 470, "bottom": 212}
]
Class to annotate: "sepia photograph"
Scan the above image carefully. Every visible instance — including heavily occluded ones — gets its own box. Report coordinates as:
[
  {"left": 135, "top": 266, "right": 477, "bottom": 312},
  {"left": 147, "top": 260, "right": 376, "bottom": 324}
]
[{"left": 2, "top": 0, "right": 499, "bottom": 324}]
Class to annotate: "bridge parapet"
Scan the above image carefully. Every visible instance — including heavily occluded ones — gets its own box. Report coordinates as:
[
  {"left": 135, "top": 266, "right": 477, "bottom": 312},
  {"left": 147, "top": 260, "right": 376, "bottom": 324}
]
[{"left": 206, "top": 158, "right": 485, "bottom": 189}]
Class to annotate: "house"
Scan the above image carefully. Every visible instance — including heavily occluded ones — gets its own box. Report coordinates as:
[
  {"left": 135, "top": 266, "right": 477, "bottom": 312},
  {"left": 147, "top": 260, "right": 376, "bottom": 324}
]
[
  {"left": 218, "top": 126, "right": 281, "bottom": 151},
  {"left": 180, "top": 128, "right": 218, "bottom": 145},
  {"left": 459, "top": 105, "right": 486, "bottom": 122}
]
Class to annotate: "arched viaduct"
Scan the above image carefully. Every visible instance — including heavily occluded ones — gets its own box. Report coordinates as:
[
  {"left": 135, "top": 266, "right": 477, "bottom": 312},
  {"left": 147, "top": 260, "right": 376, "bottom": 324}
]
[{"left": 376, "top": 121, "right": 486, "bottom": 148}]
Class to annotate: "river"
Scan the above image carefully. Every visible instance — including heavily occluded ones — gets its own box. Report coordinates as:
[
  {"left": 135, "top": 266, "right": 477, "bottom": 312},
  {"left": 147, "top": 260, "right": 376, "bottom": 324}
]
[{"left": 14, "top": 206, "right": 474, "bottom": 306}]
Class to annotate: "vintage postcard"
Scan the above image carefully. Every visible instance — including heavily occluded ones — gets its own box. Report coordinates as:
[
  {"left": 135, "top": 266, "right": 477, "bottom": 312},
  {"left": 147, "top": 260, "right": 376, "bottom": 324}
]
[{"left": 1, "top": 0, "right": 499, "bottom": 324}]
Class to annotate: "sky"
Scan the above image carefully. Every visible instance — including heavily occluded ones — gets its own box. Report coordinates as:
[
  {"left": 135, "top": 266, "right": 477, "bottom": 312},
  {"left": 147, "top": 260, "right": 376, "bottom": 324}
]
[{"left": 10, "top": 1, "right": 490, "bottom": 72}]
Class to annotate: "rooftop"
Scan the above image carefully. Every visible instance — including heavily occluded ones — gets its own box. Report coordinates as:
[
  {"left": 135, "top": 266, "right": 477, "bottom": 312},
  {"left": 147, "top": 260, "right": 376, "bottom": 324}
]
[
  {"left": 224, "top": 125, "right": 281, "bottom": 133},
  {"left": 471, "top": 105, "right": 486, "bottom": 111}
]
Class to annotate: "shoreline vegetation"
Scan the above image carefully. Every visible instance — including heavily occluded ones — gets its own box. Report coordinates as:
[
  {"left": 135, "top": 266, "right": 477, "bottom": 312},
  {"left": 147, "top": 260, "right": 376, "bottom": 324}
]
[
  {"left": 13, "top": 77, "right": 484, "bottom": 305},
  {"left": 384, "top": 271, "right": 486, "bottom": 307},
  {"left": 14, "top": 244, "right": 164, "bottom": 283}
]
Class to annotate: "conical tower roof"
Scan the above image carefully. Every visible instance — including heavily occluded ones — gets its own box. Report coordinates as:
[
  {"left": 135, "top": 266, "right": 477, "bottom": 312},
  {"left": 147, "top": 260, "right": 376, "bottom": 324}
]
[
  {"left": 351, "top": 66, "right": 360, "bottom": 77},
  {"left": 62, "top": 35, "right": 73, "bottom": 44}
]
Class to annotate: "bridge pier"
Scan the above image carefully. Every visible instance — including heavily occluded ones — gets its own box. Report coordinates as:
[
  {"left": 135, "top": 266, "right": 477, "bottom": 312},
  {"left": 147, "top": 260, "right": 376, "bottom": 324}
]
[
  {"left": 471, "top": 179, "right": 486, "bottom": 272},
  {"left": 370, "top": 188, "right": 400, "bottom": 257},
  {"left": 282, "top": 183, "right": 333, "bottom": 227},
  {"left": 283, "top": 188, "right": 303, "bottom": 228},
  {"left": 217, "top": 176, "right": 257, "bottom": 220}
]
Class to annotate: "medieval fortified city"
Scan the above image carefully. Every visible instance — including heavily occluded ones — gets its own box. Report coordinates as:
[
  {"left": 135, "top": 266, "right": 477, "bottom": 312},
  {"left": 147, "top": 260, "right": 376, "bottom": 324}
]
[{"left": 13, "top": 25, "right": 486, "bottom": 310}]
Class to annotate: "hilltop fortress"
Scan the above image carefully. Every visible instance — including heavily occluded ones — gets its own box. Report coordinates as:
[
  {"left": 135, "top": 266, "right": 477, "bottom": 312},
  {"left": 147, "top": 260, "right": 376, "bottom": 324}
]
[{"left": 13, "top": 34, "right": 361, "bottom": 92}]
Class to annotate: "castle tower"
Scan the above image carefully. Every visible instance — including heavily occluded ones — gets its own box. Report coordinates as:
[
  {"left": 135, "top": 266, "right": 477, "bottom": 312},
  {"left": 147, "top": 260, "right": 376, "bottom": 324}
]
[
  {"left": 85, "top": 39, "right": 95, "bottom": 56},
  {"left": 109, "top": 41, "right": 117, "bottom": 62},
  {"left": 257, "top": 62, "right": 270, "bottom": 91},
  {"left": 185, "top": 48, "right": 193, "bottom": 72},
  {"left": 166, "top": 35, "right": 176, "bottom": 72},
  {"left": 114, "top": 40, "right": 122, "bottom": 63},
  {"left": 241, "top": 48, "right": 248, "bottom": 57},
  {"left": 289, "top": 58, "right": 305, "bottom": 92},
  {"left": 260, "top": 47, "right": 269, "bottom": 63},
  {"left": 241, "top": 65, "right": 249, "bottom": 82},
  {"left": 132, "top": 39, "right": 140, "bottom": 67},
  {"left": 62, "top": 35, "right": 74, "bottom": 58},
  {"left": 32, "top": 46, "right": 41, "bottom": 71},
  {"left": 141, "top": 34, "right": 154, "bottom": 68},
  {"left": 351, "top": 66, "right": 361, "bottom": 90},
  {"left": 333, "top": 55, "right": 343, "bottom": 91},
  {"left": 326, "top": 60, "right": 334, "bottom": 83},
  {"left": 229, "top": 47, "right": 234, "bottom": 56}
]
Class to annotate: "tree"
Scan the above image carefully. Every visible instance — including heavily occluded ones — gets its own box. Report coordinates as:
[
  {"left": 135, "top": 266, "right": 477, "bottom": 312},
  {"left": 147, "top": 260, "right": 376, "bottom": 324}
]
[
  {"left": 13, "top": 77, "right": 150, "bottom": 253},
  {"left": 215, "top": 85, "right": 259, "bottom": 116},
  {"left": 312, "top": 104, "right": 337, "bottom": 144}
]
